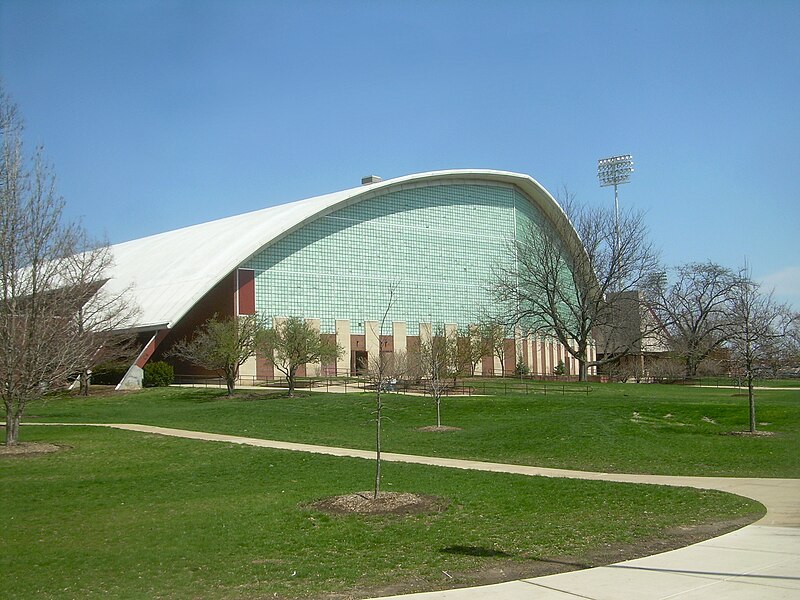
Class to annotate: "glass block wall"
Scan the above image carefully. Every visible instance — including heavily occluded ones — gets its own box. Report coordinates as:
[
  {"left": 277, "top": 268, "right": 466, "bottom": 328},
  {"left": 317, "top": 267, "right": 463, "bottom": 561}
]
[{"left": 242, "top": 182, "right": 550, "bottom": 334}]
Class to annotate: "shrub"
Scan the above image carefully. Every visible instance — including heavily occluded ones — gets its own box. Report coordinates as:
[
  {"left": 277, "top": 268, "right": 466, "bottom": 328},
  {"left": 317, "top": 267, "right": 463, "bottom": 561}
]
[
  {"left": 143, "top": 361, "right": 174, "bottom": 387},
  {"left": 553, "top": 360, "right": 566, "bottom": 376},
  {"left": 90, "top": 362, "right": 129, "bottom": 386},
  {"left": 649, "top": 358, "right": 686, "bottom": 383},
  {"left": 515, "top": 360, "right": 529, "bottom": 376}
]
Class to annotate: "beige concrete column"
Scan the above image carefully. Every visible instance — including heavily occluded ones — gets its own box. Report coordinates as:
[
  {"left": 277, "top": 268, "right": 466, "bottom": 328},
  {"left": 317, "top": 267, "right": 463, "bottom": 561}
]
[
  {"left": 572, "top": 342, "right": 579, "bottom": 376},
  {"left": 564, "top": 344, "right": 571, "bottom": 374},
  {"left": 514, "top": 325, "right": 523, "bottom": 373},
  {"left": 273, "top": 316, "right": 287, "bottom": 378},
  {"left": 393, "top": 321, "right": 407, "bottom": 354},
  {"left": 493, "top": 343, "right": 503, "bottom": 376},
  {"left": 335, "top": 319, "right": 351, "bottom": 376},
  {"left": 419, "top": 322, "right": 432, "bottom": 346},
  {"left": 237, "top": 311, "right": 258, "bottom": 384},
  {"left": 533, "top": 335, "right": 542, "bottom": 376},
  {"left": 525, "top": 335, "right": 533, "bottom": 372},
  {"left": 445, "top": 323, "right": 458, "bottom": 369},
  {"left": 305, "top": 318, "right": 322, "bottom": 377},
  {"left": 588, "top": 341, "right": 597, "bottom": 376},
  {"left": 471, "top": 324, "right": 483, "bottom": 376},
  {"left": 240, "top": 355, "right": 257, "bottom": 383},
  {"left": 558, "top": 342, "right": 565, "bottom": 374},
  {"left": 365, "top": 320, "right": 380, "bottom": 372},
  {"left": 542, "top": 337, "right": 552, "bottom": 376},
  {"left": 553, "top": 341, "right": 560, "bottom": 373}
]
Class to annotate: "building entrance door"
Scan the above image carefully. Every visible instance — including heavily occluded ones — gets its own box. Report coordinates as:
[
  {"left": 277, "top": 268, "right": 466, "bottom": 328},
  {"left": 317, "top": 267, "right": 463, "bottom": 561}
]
[{"left": 352, "top": 351, "right": 368, "bottom": 375}]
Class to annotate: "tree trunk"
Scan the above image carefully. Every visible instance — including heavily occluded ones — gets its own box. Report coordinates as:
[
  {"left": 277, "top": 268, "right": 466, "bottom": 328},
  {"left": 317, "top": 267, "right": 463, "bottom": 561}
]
[
  {"left": 225, "top": 374, "right": 235, "bottom": 397},
  {"left": 80, "top": 370, "right": 90, "bottom": 396},
  {"left": 5, "top": 412, "right": 20, "bottom": 446},
  {"left": 436, "top": 394, "right": 442, "bottom": 427},
  {"left": 578, "top": 360, "right": 588, "bottom": 382},
  {"left": 748, "top": 372, "right": 756, "bottom": 433},
  {"left": 685, "top": 355, "right": 698, "bottom": 379},
  {"left": 374, "top": 390, "right": 382, "bottom": 499},
  {"left": 226, "top": 363, "right": 240, "bottom": 397},
  {"left": 287, "top": 373, "right": 295, "bottom": 397}
]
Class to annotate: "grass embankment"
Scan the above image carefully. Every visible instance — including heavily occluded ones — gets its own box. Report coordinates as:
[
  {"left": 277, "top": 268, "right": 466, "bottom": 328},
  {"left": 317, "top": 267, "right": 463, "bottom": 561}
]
[
  {"left": 28, "top": 382, "right": 800, "bottom": 477},
  {"left": 1, "top": 425, "right": 761, "bottom": 600}
]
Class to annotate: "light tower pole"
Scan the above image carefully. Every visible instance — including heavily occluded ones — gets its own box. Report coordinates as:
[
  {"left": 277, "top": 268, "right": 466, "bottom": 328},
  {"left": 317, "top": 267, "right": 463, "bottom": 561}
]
[{"left": 597, "top": 154, "right": 634, "bottom": 254}]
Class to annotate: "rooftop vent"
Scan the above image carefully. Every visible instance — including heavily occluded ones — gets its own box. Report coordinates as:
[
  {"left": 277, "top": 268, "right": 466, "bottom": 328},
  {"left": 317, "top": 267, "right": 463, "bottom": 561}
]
[{"left": 361, "top": 175, "right": 382, "bottom": 185}]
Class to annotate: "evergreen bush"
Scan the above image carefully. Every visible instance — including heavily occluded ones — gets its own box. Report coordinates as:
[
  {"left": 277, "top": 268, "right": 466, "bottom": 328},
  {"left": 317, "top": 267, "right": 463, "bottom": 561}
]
[
  {"left": 143, "top": 361, "right": 174, "bottom": 387},
  {"left": 90, "top": 362, "right": 129, "bottom": 385}
]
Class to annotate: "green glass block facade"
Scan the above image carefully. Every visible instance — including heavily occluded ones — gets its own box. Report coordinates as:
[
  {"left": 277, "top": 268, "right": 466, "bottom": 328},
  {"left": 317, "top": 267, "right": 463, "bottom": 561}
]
[{"left": 242, "top": 183, "right": 548, "bottom": 334}]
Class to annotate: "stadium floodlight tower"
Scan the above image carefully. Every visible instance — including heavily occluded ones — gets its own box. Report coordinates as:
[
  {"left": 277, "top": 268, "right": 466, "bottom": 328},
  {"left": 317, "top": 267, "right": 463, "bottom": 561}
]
[{"left": 597, "top": 154, "right": 634, "bottom": 253}]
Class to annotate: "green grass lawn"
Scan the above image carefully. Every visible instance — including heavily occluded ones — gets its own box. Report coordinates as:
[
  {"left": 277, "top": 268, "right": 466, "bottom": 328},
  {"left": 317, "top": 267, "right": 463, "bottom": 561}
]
[
  {"left": 26, "top": 382, "right": 800, "bottom": 477},
  {"left": 1, "top": 425, "right": 762, "bottom": 600}
]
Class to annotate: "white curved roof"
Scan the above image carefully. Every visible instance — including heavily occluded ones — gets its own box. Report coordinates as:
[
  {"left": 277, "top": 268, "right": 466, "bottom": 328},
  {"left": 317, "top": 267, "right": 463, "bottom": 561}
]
[{"left": 104, "top": 169, "right": 580, "bottom": 331}]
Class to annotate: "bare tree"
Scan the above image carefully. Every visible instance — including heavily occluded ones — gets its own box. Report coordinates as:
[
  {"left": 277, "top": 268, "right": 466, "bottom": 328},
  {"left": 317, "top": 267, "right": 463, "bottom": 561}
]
[
  {"left": 1, "top": 84, "right": 127, "bottom": 445},
  {"left": 455, "top": 325, "right": 485, "bottom": 377},
  {"left": 644, "top": 262, "right": 740, "bottom": 379},
  {"left": 65, "top": 233, "right": 139, "bottom": 395},
  {"left": 376, "top": 350, "right": 411, "bottom": 383},
  {"left": 170, "top": 314, "right": 262, "bottom": 397},
  {"left": 419, "top": 326, "right": 457, "bottom": 428},
  {"left": 492, "top": 189, "right": 659, "bottom": 381},
  {"left": 784, "top": 319, "right": 800, "bottom": 374},
  {"left": 256, "top": 316, "right": 341, "bottom": 397},
  {"left": 364, "top": 289, "right": 401, "bottom": 499},
  {"left": 478, "top": 320, "right": 506, "bottom": 376},
  {"left": 727, "top": 270, "right": 796, "bottom": 432}
]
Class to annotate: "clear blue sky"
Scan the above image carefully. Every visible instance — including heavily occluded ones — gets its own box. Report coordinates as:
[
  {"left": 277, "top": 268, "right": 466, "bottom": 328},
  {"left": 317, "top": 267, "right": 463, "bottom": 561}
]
[{"left": 2, "top": 0, "right": 798, "bottom": 308}]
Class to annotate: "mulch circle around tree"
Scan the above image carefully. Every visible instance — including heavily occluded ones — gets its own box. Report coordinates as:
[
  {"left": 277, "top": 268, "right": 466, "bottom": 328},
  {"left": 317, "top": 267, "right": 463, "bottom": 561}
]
[
  {"left": 415, "top": 425, "right": 463, "bottom": 433},
  {"left": 307, "top": 491, "right": 450, "bottom": 516},
  {"left": 724, "top": 430, "right": 776, "bottom": 437},
  {"left": 0, "top": 442, "right": 62, "bottom": 457}
]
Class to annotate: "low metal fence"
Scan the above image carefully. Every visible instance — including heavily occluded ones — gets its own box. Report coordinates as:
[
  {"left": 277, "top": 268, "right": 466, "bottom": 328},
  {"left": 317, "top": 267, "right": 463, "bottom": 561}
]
[{"left": 172, "top": 373, "right": 593, "bottom": 396}]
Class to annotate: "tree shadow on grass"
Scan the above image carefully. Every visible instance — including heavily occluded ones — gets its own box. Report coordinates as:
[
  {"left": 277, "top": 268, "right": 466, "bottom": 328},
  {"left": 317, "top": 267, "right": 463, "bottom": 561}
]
[{"left": 440, "top": 545, "right": 512, "bottom": 557}]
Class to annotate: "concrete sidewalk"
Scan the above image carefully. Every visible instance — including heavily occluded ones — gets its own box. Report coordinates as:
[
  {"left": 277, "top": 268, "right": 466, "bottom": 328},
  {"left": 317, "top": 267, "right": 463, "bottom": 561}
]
[
  {"left": 375, "top": 524, "right": 799, "bottom": 599},
  {"left": 30, "top": 422, "right": 800, "bottom": 599}
]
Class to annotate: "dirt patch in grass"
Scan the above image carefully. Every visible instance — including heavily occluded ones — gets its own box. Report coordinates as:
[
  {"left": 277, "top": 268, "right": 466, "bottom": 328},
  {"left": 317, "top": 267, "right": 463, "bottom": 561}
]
[
  {"left": 416, "top": 425, "right": 463, "bottom": 433},
  {"left": 48, "top": 385, "right": 138, "bottom": 399},
  {"left": 84, "top": 385, "right": 133, "bottom": 397},
  {"left": 0, "top": 442, "right": 63, "bottom": 457},
  {"left": 307, "top": 491, "right": 450, "bottom": 516},
  {"left": 576, "top": 515, "right": 759, "bottom": 567},
  {"left": 233, "top": 391, "right": 302, "bottom": 401},
  {"left": 325, "top": 514, "right": 761, "bottom": 599},
  {"left": 724, "top": 430, "right": 776, "bottom": 437}
]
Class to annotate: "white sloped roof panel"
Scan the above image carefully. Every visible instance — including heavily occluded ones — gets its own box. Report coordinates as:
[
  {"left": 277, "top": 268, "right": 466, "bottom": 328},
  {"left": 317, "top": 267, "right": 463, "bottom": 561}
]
[{"left": 103, "top": 189, "right": 355, "bottom": 330}]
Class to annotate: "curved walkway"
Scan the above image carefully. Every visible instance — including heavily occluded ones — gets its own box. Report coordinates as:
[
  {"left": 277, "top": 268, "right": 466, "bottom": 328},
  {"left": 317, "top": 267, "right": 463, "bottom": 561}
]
[{"left": 32, "top": 423, "right": 800, "bottom": 599}]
